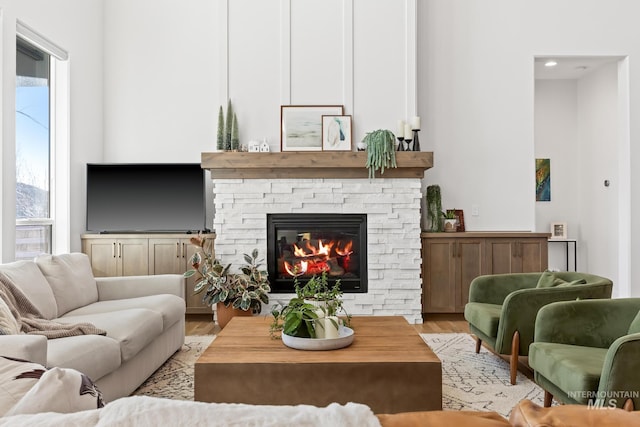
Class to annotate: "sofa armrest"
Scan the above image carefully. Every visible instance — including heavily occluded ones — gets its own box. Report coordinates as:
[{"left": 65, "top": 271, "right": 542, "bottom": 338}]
[
  {"left": 597, "top": 332, "right": 640, "bottom": 409},
  {"left": 468, "top": 273, "right": 539, "bottom": 305},
  {"left": 0, "top": 335, "right": 47, "bottom": 366},
  {"left": 96, "top": 274, "right": 185, "bottom": 301},
  {"left": 534, "top": 298, "right": 640, "bottom": 349},
  {"left": 495, "top": 284, "right": 614, "bottom": 355}
]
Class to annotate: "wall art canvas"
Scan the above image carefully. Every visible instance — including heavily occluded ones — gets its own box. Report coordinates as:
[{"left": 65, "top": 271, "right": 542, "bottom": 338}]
[
  {"left": 322, "top": 115, "right": 352, "bottom": 151},
  {"left": 535, "top": 158, "right": 551, "bottom": 201},
  {"left": 281, "top": 105, "right": 344, "bottom": 151}
]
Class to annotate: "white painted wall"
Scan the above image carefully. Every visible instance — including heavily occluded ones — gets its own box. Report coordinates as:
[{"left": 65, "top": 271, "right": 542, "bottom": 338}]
[
  {"left": 534, "top": 80, "right": 580, "bottom": 271},
  {"left": 577, "top": 63, "right": 619, "bottom": 293},
  {"left": 0, "top": 0, "right": 103, "bottom": 260},
  {"left": 419, "top": 0, "right": 640, "bottom": 295}
]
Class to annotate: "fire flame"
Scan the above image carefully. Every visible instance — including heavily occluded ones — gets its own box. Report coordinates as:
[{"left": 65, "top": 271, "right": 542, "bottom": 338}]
[{"left": 282, "top": 238, "right": 354, "bottom": 278}]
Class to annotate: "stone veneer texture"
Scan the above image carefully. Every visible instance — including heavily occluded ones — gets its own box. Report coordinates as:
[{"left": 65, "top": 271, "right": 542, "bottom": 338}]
[{"left": 212, "top": 178, "right": 424, "bottom": 324}]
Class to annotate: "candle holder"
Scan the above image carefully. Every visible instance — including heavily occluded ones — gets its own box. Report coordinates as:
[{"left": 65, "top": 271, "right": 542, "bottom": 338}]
[
  {"left": 404, "top": 136, "right": 412, "bottom": 151},
  {"left": 397, "top": 136, "right": 405, "bottom": 151},
  {"left": 412, "top": 129, "right": 421, "bottom": 151}
]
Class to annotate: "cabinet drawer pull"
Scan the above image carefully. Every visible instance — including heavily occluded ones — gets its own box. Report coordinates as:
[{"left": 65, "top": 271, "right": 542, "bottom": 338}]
[
  {"left": 177, "top": 242, "right": 181, "bottom": 258},
  {"left": 112, "top": 242, "right": 116, "bottom": 258}
]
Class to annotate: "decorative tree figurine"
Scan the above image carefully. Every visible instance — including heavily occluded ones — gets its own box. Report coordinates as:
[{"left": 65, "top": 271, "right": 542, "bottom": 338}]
[
  {"left": 224, "top": 99, "right": 233, "bottom": 151},
  {"left": 231, "top": 113, "right": 239, "bottom": 151},
  {"left": 216, "top": 106, "right": 224, "bottom": 151}
]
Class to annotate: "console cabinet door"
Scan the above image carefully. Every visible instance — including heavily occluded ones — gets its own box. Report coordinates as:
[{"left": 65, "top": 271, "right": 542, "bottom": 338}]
[
  {"left": 423, "top": 239, "right": 457, "bottom": 313},
  {"left": 82, "top": 238, "right": 119, "bottom": 277},
  {"left": 116, "top": 239, "right": 149, "bottom": 276},
  {"left": 148, "top": 238, "right": 211, "bottom": 314},
  {"left": 485, "top": 238, "right": 548, "bottom": 274},
  {"left": 455, "top": 239, "right": 484, "bottom": 312}
]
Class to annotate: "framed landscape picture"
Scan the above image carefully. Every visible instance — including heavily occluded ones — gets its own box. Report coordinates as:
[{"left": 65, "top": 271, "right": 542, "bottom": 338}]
[
  {"left": 281, "top": 105, "right": 343, "bottom": 151},
  {"left": 322, "top": 115, "right": 352, "bottom": 151}
]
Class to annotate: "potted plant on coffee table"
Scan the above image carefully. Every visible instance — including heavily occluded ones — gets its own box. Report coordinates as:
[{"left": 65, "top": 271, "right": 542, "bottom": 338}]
[
  {"left": 270, "top": 272, "right": 351, "bottom": 340},
  {"left": 185, "top": 236, "right": 270, "bottom": 328}
]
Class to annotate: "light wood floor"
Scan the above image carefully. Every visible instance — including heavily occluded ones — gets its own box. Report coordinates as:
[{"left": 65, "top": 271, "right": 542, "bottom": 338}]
[{"left": 185, "top": 313, "right": 470, "bottom": 336}]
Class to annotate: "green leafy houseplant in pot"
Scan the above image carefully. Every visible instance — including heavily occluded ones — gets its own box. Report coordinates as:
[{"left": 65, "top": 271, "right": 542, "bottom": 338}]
[
  {"left": 362, "top": 129, "right": 397, "bottom": 179},
  {"left": 185, "top": 236, "right": 270, "bottom": 328},
  {"left": 443, "top": 210, "right": 458, "bottom": 232},
  {"left": 270, "top": 272, "right": 351, "bottom": 339}
]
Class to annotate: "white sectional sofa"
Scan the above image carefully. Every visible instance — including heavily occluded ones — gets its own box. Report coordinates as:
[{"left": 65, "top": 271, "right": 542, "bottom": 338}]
[{"left": 0, "top": 253, "right": 185, "bottom": 403}]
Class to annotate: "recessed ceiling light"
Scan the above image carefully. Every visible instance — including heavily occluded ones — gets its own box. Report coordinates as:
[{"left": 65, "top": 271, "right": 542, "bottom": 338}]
[{"left": 544, "top": 60, "right": 558, "bottom": 67}]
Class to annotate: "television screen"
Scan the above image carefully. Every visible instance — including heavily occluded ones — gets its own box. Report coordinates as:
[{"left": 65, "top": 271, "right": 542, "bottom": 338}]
[{"left": 86, "top": 163, "right": 206, "bottom": 233}]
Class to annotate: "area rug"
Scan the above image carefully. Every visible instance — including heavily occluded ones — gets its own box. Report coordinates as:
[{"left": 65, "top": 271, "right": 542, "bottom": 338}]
[
  {"left": 132, "top": 333, "right": 544, "bottom": 418},
  {"left": 421, "top": 333, "right": 546, "bottom": 417},
  {"left": 131, "top": 335, "right": 215, "bottom": 400}
]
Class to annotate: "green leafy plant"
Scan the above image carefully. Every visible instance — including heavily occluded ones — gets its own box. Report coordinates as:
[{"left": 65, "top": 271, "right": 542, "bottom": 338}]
[
  {"left": 185, "top": 236, "right": 270, "bottom": 314},
  {"left": 443, "top": 210, "right": 457, "bottom": 219},
  {"left": 426, "top": 185, "right": 443, "bottom": 232},
  {"left": 362, "top": 129, "right": 397, "bottom": 178},
  {"left": 270, "top": 272, "right": 350, "bottom": 338}
]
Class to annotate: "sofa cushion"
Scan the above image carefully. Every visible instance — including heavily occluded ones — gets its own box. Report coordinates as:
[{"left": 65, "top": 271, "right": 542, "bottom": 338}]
[
  {"left": 0, "top": 356, "right": 46, "bottom": 416},
  {"left": 5, "top": 366, "right": 104, "bottom": 416},
  {"left": 58, "top": 309, "right": 163, "bottom": 362},
  {"left": 529, "top": 342, "right": 607, "bottom": 404},
  {"left": 464, "top": 302, "right": 502, "bottom": 338},
  {"left": 536, "top": 270, "right": 586, "bottom": 288},
  {"left": 0, "top": 261, "right": 57, "bottom": 319},
  {"left": 64, "top": 294, "right": 184, "bottom": 331},
  {"left": 46, "top": 335, "right": 122, "bottom": 382},
  {"left": 35, "top": 253, "right": 99, "bottom": 316},
  {"left": 0, "top": 297, "right": 20, "bottom": 335}
]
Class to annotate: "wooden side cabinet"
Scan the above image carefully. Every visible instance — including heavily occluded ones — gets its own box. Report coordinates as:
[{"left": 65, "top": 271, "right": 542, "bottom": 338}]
[
  {"left": 421, "top": 232, "right": 550, "bottom": 314},
  {"left": 82, "top": 233, "right": 215, "bottom": 314},
  {"left": 422, "top": 237, "right": 483, "bottom": 313}
]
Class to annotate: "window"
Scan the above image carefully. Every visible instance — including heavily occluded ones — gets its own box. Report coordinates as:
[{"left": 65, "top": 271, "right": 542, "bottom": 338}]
[{"left": 15, "top": 25, "right": 69, "bottom": 261}]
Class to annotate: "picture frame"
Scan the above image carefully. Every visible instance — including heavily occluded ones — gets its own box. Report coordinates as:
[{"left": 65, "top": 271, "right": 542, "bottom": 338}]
[
  {"left": 322, "top": 115, "right": 352, "bottom": 151},
  {"left": 281, "top": 105, "right": 344, "bottom": 151},
  {"left": 550, "top": 222, "right": 567, "bottom": 239},
  {"left": 453, "top": 209, "right": 465, "bottom": 232}
]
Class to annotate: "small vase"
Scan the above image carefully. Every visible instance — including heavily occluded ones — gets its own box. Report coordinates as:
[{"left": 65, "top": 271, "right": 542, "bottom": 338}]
[{"left": 216, "top": 302, "right": 252, "bottom": 329}]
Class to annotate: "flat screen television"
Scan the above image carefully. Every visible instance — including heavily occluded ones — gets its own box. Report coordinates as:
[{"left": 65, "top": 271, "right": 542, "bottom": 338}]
[{"left": 86, "top": 163, "right": 206, "bottom": 233}]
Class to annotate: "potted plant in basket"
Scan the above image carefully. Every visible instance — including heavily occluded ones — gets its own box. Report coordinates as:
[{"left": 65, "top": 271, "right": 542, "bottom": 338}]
[
  {"left": 270, "top": 272, "right": 350, "bottom": 339},
  {"left": 185, "top": 236, "right": 270, "bottom": 328},
  {"left": 443, "top": 210, "right": 458, "bottom": 233}
]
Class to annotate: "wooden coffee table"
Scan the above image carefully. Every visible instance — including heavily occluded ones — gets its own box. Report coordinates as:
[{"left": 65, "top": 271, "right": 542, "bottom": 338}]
[{"left": 195, "top": 316, "right": 442, "bottom": 414}]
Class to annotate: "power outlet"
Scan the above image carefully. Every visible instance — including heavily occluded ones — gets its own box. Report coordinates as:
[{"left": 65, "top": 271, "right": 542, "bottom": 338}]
[{"left": 472, "top": 204, "right": 480, "bottom": 216}]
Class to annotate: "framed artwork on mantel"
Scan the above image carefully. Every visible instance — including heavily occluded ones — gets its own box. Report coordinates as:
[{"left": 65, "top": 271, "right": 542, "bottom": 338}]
[
  {"left": 281, "top": 105, "right": 344, "bottom": 151},
  {"left": 322, "top": 115, "right": 352, "bottom": 151}
]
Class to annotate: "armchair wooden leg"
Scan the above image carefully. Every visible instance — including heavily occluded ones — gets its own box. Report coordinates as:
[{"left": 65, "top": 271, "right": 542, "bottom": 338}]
[
  {"left": 544, "top": 390, "right": 553, "bottom": 407},
  {"left": 475, "top": 337, "right": 482, "bottom": 354},
  {"left": 510, "top": 330, "right": 520, "bottom": 385},
  {"left": 623, "top": 398, "right": 634, "bottom": 411}
]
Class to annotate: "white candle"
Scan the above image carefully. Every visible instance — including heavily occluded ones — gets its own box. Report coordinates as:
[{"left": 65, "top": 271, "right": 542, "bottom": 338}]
[
  {"left": 324, "top": 316, "right": 339, "bottom": 339},
  {"left": 404, "top": 123, "right": 412, "bottom": 140},
  {"left": 411, "top": 116, "right": 421, "bottom": 130},
  {"left": 397, "top": 120, "right": 405, "bottom": 138}
]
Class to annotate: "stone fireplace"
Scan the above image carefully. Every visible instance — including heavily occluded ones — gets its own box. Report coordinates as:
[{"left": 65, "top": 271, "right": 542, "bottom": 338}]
[{"left": 203, "top": 152, "right": 432, "bottom": 324}]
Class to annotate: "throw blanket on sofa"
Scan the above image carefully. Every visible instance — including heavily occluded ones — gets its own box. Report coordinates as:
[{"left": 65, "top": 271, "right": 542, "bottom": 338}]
[{"left": 0, "top": 273, "right": 106, "bottom": 339}]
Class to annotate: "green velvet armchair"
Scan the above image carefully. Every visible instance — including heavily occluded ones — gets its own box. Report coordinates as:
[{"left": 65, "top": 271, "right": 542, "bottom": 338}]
[
  {"left": 529, "top": 298, "right": 640, "bottom": 410},
  {"left": 464, "top": 271, "right": 612, "bottom": 384}
]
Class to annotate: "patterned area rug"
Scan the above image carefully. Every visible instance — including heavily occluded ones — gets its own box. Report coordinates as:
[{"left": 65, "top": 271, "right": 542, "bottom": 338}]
[
  {"left": 421, "top": 333, "right": 546, "bottom": 417},
  {"left": 131, "top": 335, "right": 215, "bottom": 400},
  {"left": 132, "top": 333, "right": 543, "bottom": 417}
]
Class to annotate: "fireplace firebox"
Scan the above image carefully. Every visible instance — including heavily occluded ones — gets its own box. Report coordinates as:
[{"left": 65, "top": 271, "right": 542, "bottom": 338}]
[{"left": 266, "top": 213, "right": 367, "bottom": 293}]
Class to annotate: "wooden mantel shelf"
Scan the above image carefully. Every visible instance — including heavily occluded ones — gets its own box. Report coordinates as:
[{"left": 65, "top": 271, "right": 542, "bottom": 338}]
[{"left": 201, "top": 151, "right": 433, "bottom": 179}]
